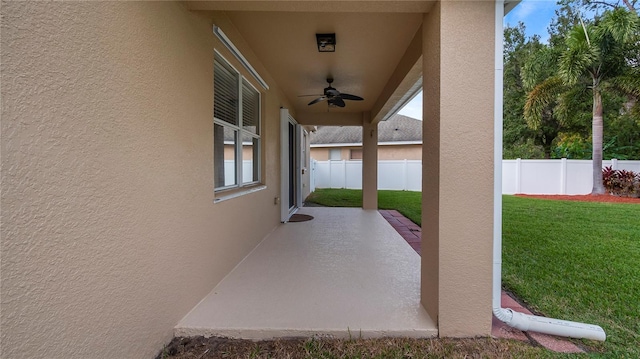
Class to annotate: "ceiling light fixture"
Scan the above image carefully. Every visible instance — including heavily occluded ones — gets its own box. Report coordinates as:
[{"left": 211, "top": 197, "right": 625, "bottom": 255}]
[{"left": 316, "top": 33, "right": 336, "bottom": 52}]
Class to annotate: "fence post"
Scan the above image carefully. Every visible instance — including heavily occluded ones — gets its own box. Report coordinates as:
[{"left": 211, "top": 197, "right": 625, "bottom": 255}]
[
  {"left": 342, "top": 160, "right": 347, "bottom": 188},
  {"left": 560, "top": 158, "right": 567, "bottom": 195},
  {"left": 612, "top": 158, "right": 618, "bottom": 170},
  {"left": 311, "top": 160, "right": 316, "bottom": 192},
  {"left": 403, "top": 159, "right": 408, "bottom": 191},
  {"left": 328, "top": 160, "right": 333, "bottom": 188},
  {"left": 515, "top": 158, "right": 522, "bottom": 193}
]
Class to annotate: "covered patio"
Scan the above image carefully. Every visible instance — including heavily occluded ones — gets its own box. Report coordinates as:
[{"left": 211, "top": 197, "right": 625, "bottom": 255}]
[
  {"left": 1, "top": 1, "right": 517, "bottom": 357},
  {"left": 175, "top": 207, "right": 437, "bottom": 339},
  {"left": 179, "top": 0, "right": 508, "bottom": 341}
]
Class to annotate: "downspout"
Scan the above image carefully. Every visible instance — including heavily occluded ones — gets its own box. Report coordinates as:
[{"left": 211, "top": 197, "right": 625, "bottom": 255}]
[{"left": 492, "top": 0, "right": 606, "bottom": 341}]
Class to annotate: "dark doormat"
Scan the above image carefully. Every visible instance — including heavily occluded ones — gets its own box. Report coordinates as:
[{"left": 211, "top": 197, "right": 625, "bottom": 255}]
[{"left": 289, "top": 214, "right": 314, "bottom": 222}]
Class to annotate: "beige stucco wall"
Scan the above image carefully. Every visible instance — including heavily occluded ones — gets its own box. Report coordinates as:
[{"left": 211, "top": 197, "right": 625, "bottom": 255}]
[
  {"left": 379, "top": 145, "right": 421, "bottom": 160},
  {"left": 310, "top": 144, "right": 421, "bottom": 161},
  {"left": 224, "top": 145, "right": 256, "bottom": 161},
  {"left": 310, "top": 147, "right": 332, "bottom": 161},
  {"left": 421, "top": 1, "right": 494, "bottom": 337},
  {"left": 1, "top": 2, "right": 291, "bottom": 358}
]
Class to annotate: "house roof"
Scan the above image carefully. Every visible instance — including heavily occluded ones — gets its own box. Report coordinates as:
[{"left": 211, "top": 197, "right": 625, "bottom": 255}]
[{"left": 310, "top": 114, "right": 422, "bottom": 145}]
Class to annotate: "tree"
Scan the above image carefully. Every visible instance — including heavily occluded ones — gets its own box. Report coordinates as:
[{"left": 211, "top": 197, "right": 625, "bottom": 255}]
[
  {"left": 503, "top": 22, "right": 584, "bottom": 159},
  {"left": 526, "top": 8, "right": 640, "bottom": 194},
  {"left": 559, "top": 0, "right": 637, "bottom": 13},
  {"left": 520, "top": 32, "right": 593, "bottom": 159},
  {"left": 548, "top": 5, "right": 583, "bottom": 47},
  {"left": 503, "top": 23, "right": 546, "bottom": 158}
]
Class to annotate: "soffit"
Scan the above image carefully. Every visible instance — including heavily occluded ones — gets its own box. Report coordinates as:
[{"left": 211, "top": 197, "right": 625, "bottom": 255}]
[
  {"left": 192, "top": 1, "right": 513, "bottom": 123},
  {"left": 225, "top": 11, "right": 423, "bottom": 115},
  {"left": 186, "top": 1, "right": 434, "bottom": 13},
  {"left": 195, "top": 4, "right": 427, "bottom": 118}
]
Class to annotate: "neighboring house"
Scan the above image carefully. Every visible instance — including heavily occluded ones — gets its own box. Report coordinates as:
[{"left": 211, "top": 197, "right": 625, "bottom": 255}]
[
  {"left": 310, "top": 114, "right": 422, "bottom": 161},
  {"left": 2, "top": 1, "right": 517, "bottom": 358}
]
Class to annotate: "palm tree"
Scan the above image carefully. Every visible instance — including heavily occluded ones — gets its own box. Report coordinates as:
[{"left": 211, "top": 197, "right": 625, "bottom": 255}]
[
  {"left": 526, "top": 8, "right": 639, "bottom": 194},
  {"left": 521, "top": 45, "right": 574, "bottom": 159}
]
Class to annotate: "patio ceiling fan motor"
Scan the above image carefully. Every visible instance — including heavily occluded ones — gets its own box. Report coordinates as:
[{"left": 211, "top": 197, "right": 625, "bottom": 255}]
[{"left": 299, "top": 77, "right": 364, "bottom": 108}]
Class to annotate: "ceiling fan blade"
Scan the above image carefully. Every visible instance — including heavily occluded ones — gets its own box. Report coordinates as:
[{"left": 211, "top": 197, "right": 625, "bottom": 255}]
[
  {"left": 308, "top": 96, "right": 327, "bottom": 106},
  {"left": 298, "top": 94, "right": 324, "bottom": 97},
  {"left": 331, "top": 97, "right": 346, "bottom": 107},
  {"left": 340, "top": 93, "right": 364, "bottom": 101}
]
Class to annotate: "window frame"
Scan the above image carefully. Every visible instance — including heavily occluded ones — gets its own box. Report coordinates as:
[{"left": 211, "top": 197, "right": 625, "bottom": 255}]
[
  {"left": 329, "top": 148, "right": 342, "bottom": 161},
  {"left": 213, "top": 52, "right": 262, "bottom": 193},
  {"left": 349, "top": 148, "right": 363, "bottom": 160}
]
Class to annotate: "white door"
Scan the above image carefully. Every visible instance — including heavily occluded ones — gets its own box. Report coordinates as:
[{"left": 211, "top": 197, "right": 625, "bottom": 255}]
[{"left": 280, "top": 109, "right": 302, "bottom": 222}]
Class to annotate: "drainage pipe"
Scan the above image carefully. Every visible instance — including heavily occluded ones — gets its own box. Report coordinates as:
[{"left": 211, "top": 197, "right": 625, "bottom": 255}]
[{"left": 492, "top": 0, "right": 605, "bottom": 342}]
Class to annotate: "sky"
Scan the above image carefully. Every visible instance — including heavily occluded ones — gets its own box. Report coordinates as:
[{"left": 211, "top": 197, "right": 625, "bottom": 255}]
[{"left": 398, "top": 0, "right": 560, "bottom": 120}]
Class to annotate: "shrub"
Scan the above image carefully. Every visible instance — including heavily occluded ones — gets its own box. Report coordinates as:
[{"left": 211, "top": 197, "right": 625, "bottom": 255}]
[{"left": 602, "top": 166, "right": 640, "bottom": 197}]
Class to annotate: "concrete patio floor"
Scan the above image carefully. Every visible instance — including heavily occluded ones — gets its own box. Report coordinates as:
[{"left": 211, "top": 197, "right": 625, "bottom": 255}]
[{"left": 175, "top": 207, "right": 437, "bottom": 339}]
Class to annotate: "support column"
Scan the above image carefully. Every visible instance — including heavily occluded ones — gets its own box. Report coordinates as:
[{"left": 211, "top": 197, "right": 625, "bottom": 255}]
[
  {"left": 362, "top": 112, "right": 378, "bottom": 210},
  {"left": 421, "top": 2, "right": 441, "bottom": 327},
  {"left": 421, "top": 1, "right": 495, "bottom": 337}
]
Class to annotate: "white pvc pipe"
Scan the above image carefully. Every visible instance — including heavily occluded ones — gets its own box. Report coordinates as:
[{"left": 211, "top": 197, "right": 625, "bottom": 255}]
[{"left": 492, "top": 0, "right": 605, "bottom": 342}]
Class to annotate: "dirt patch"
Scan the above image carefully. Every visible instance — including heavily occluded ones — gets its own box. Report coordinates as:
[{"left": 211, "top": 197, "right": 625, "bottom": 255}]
[
  {"left": 157, "top": 336, "right": 545, "bottom": 359},
  {"left": 515, "top": 193, "right": 640, "bottom": 204}
]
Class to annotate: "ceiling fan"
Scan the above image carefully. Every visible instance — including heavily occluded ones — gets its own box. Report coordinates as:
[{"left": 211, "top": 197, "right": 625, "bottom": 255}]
[{"left": 301, "top": 77, "right": 364, "bottom": 108}]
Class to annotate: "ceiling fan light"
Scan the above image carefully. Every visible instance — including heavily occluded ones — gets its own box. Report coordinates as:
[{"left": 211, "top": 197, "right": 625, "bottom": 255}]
[{"left": 316, "top": 33, "right": 336, "bottom": 52}]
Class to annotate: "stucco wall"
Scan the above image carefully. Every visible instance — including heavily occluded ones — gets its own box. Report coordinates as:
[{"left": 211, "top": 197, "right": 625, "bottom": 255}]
[
  {"left": 379, "top": 145, "right": 421, "bottom": 160},
  {"left": 311, "top": 144, "right": 421, "bottom": 161},
  {"left": 310, "top": 148, "right": 331, "bottom": 161},
  {"left": 1, "top": 2, "right": 286, "bottom": 358}
]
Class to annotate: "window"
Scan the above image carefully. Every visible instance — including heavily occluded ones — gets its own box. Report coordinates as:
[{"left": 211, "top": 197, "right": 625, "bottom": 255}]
[
  {"left": 329, "top": 148, "right": 342, "bottom": 161},
  {"left": 214, "top": 55, "right": 261, "bottom": 191}
]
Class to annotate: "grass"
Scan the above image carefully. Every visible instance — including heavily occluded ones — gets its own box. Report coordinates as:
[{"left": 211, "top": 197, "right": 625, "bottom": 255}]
[
  {"left": 305, "top": 189, "right": 640, "bottom": 358},
  {"left": 305, "top": 188, "right": 422, "bottom": 225},
  {"left": 502, "top": 196, "right": 640, "bottom": 358}
]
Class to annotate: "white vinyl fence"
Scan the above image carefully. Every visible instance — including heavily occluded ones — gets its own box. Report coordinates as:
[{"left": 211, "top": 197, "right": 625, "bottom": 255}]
[
  {"left": 311, "top": 159, "right": 640, "bottom": 195},
  {"left": 224, "top": 160, "right": 255, "bottom": 185},
  {"left": 312, "top": 159, "right": 422, "bottom": 192}
]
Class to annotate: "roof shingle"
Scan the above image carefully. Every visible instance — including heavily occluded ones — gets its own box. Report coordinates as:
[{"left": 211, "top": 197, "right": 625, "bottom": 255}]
[{"left": 310, "top": 114, "right": 422, "bottom": 145}]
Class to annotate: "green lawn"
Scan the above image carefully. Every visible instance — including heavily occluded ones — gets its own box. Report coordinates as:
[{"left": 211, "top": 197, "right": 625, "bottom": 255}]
[
  {"left": 305, "top": 189, "right": 640, "bottom": 357},
  {"left": 305, "top": 188, "right": 422, "bottom": 225},
  {"left": 502, "top": 196, "right": 640, "bottom": 357}
]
